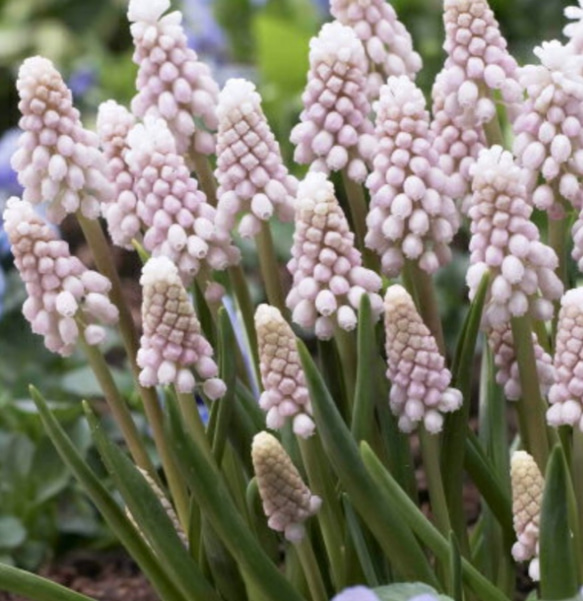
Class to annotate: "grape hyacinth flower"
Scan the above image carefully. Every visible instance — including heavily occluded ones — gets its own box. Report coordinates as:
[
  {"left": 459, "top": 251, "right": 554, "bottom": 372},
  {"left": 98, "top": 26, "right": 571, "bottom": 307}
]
[
  {"left": 128, "top": 0, "right": 219, "bottom": 155},
  {"left": 487, "top": 322, "right": 554, "bottom": 401},
  {"left": 564, "top": 0, "right": 583, "bottom": 53},
  {"left": 329, "top": 0, "right": 422, "bottom": 100},
  {"left": 11, "top": 56, "right": 112, "bottom": 224},
  {"left": 513, "top": 41, "right": 583, "bottom": 218},
  {"left": 251, "top": 431, "right": 321, "bottom": 542},
  {"left": 286, "top": 172, "right": 383, "bottom": 339},
  {"left": 547, "top": 288, "right": 583, "bottom": 430},
  {"left": 137, "top": 256, "right": 225, "bottom": 398},
  {"left": 466, "top": 146, "right": 563, "bottom": 327},
  {"left": 255, "top": 304, "right": 315, "bottom": 438},
  {"left": 96, "top": 101, "right": 140, "bottom": 250},
  {"left": 431, "top": 0, "right": 522, "bottom": 200},
  {"left": 3, "top": 197, "right": 119, "bottom": 356},
  {"left": 290, "top": 21, "right": 376, "bottom": 183},
  {"left": 511, "top": 450, "right": 543, "bottom": 581},
  {"left": 383, "top": 285, "right": 462, "bottom": 433},
  {"left": 125, "top": 116, "right": 239, "bottom": 285},
  {"left": 214, "top": 79, "right": 297, "bottom": 239},
  {"left": 365, "top": 76, "right": 459, "bottom": 277}
]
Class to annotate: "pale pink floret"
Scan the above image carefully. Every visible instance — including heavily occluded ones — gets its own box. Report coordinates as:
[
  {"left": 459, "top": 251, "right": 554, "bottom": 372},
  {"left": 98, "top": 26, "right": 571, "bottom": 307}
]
[
  {"left": 137, "top": 256, "right": 225, "bottom": 398},
  {"left": 514, "top": 41, "right": 583, "bottom": 219},
  {"left": 215, "top": 79, "right": 297, "bottom": 239},
  {"left": 431, "top": 0, "right": 522, "bottom": 201},
  {"left": 255, "top": 304, "right": 315, "bottom": 438},
  {"left": 128, "top": 0, "right": 219, "bottom": 155},
  {"left": 96, "top": 101, "right": 141, "bottom": 250},
  {"left": 286, "top": 172, "right": 383, "bottom": 339},
  {"left": 466, "top": 146, "right": 563, "bottom": 328},
  {"left": 290, "top": 21, "right": 376, "bottom": 183},
  {"left": 330, "top": 0, "right": 422, "bottom": 100},
  {"left": 365, "top": 76, "right": 459, "bottom": 277},
  {"left": 3, "top": 197, "right": 118, "bottom": 356},
  {"left": 383, "top": 285, "right": 462, "bottom": 434},
  {"left": 11, "top": 56, "right": 112, "bottom": 224},
  {"left": 125, "top": 116, "right": 240, "bottom": 285},
  {"left": 564, "top": 0, "right": 583, "bottom": 53},
  {"left": 487, "top": 323, "right": 554, "bottom": 401},
  {"left": 547, "top": 288, "right": 583, "bottom": 431}
]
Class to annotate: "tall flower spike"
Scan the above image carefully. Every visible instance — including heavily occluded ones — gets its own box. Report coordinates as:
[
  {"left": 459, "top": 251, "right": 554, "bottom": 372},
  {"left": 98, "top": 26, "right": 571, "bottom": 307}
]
[
  {"left": 564, "top": 1, "right": 583, "bottom": 53},
  {"left": 11, "top": 56, "right": 112, "bottom": 224},
  {"left": 513, "top": 41, "right": 583, "bottom": 218},
  {"left": 466, "top": 146, "right": 563, "bottom": 328},
  {"left": 290, "top": 21, "right": 376, "bottom": 183},
  {"left": 255, "top": 304, "right": 315, "bottom": 438},
  {"left": 251, "top": 431, "right": 321, "bottom": 542},
  {"left": 286, "top": 172, "right": 383, "bottom": 339},
  {"left": 3, "top": 197, "right": 118, "bottom": 356},
  {"left": 431, "top": 0, "right": 522, "bottom": 200},
  {"left": 128, "top": 0, "right": 219, "bottom": 155},
  {"left": 330, "top": 0, "right": 422, "bottom": 100},
  {"left": 137, "top": 256, "right": 225, "bottom": 398},
  {"left": 214, "top": 79, "right": 297, "bottom": 239},
  {"left": 547, "top": 288, "right": 583, "bottom": 430},
  {"left": 511, "top": 450, "right": 543, "bottom": 581},
  {"left": 365, "top": 76, "right": 459, "bottom": 277},
  {"left": 125, "top": 116, "right": 239, "bottom": 285},
  {"left": 487, "top": 322, "right": 554, "bottom": 401},
  {"left": 96, "top": 101, "right": 140, "bottom": 250},
  {"left": 383, "top": 285, "right": 462, "bottom": 433}
]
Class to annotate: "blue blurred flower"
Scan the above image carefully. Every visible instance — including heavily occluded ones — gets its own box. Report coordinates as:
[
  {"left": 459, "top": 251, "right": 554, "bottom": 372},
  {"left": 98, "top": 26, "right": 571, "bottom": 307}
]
[
  {"left": 182, "top": 0, "right": 228, "bottom": 60},
  {"left": 409, "top": 596, "right": 439, "bottom": 601},
  {"left": 0, "top": 128, "right": 22, "bottom": 200},
  {"left": 67, "top": 66, "right": 97, "bottom": 99},
  {"left": 331, "top": 586, "right": 380, "bottom": 601}
]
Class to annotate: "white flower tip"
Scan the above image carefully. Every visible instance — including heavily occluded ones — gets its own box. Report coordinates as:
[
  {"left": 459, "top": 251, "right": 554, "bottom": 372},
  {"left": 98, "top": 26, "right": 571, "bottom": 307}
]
[
  {"left": 140, "top": 256, "right": 179, "bottom": 286},
  {"left": 128, "top": 0, "right": 170, "bottom": 23},
  {"left": 218, "top": 78, "right": 260, "bottom": 118}
]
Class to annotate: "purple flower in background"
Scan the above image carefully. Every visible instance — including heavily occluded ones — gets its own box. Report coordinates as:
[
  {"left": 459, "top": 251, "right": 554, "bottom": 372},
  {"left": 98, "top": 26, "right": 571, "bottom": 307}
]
[
  {"left": 67, "top": 66, "right": 97, "bottom": 99},
  {"left": 182, "top": 0, "right": 228, "bottom": 59},
  {"left": 0, "top": 128, "right": 23, "bottom": 199},
  {"left": 331, "top": 586, "right": 380, "bottom": 601}
]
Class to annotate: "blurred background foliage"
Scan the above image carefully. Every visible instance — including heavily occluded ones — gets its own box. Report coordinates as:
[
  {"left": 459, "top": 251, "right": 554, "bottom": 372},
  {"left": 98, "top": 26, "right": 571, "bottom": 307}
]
[{"left": 0, "top": 0, "right": 575, "bottom": 569}]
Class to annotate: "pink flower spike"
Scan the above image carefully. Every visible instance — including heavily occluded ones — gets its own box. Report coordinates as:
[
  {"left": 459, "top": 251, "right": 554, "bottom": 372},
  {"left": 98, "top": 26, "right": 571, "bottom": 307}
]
[
  {"left": 291, "top": 22, "right": 375, "bottom": 182},
  {"left": 365, "top": 76, "right": 459, "bottom": 277},
  {"left": 215, "top": 79, "right": 297, "bottom": 239},
  {"left": 127, "top": 0, "right": 219, "bottom": 155},
  {"left": 4, "top": 197, "right": 118, "bottom": 356},
  {"left": 330, "top": 0, "right": 422, "bottom": 100},
  {"left": 383, "top": 285, "right": 462, "bottom": 434},
  {"left": 137, "top": 256, "right": 224, "bottom": 396},
  {"left": 12, "top": 57, "right": 112, "bottom": 224},
  {"left": 286, "top": 172, "right": 383, "bottom": 338}
]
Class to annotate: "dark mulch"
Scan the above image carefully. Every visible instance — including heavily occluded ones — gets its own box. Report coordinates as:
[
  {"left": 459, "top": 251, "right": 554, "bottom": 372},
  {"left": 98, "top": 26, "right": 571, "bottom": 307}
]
[{"left": 0, "top": 550, "right": 159, "bottom": 601}]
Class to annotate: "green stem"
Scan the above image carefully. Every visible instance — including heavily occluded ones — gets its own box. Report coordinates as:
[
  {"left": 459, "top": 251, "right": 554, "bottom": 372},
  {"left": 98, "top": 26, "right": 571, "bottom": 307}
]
[
  {"left": 79, "top": 336, "right": 155, "bottom": 478},
  {"left": 333, "top": 326, "right": 357, "bottom": 404},
  {"left": 548, "top": 214, "right": 569, "bottom": 339},
  {"left": 256, "top": 221, "right": 287, "bottom": 315},
  {"left": 190, "top": 149, "right": 218, "bottom": 207},
  {"left": 340, "top": 169, "right": 367, "bottom": 252},
  {"left": 176, "top": 390, "right": 213, "bottom": 463},
  {"left": 294, "top": 537, "right": 328, "bottom": 601},
  {"left": 404, "top": 261, "right": 446, "bottom": 354},
  {"left": 572, "top": 429, "right": 583, "bottom": 560},
  {"left": 419, "top": 428, "right": 451, "bottom": 537},
  {"left": 510, "top": 315, "right": 550, "bottom": 470}
]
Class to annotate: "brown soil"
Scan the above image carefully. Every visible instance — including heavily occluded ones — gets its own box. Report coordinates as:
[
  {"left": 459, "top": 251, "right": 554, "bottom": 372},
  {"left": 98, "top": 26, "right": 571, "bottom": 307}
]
[{"left": 0, "top": 550, "right": 158, "bottom": 601}]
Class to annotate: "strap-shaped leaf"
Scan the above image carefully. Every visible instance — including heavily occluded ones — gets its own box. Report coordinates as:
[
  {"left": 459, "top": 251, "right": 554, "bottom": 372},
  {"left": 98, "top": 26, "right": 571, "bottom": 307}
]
[{"left": 29, "top": 387, "right": 189, "bottom": 601}]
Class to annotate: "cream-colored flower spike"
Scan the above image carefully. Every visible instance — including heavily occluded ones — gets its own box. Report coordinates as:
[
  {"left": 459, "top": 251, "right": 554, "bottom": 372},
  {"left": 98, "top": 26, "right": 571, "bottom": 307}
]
[
  {"left": 252, "top": 432, "right": 321, "bottom": 542},
  {"left": 511, "top": 450, "right": 543, "bottom": 581},
  {"left": 255, "top": 304, "right": 315, "bottom": 438}
]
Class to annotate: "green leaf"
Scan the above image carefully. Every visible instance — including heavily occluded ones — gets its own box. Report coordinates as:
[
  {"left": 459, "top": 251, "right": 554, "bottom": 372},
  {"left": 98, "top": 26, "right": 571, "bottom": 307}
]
[
  {"left": 540, "top": 446, "right": 579, "bottom": 599},
  {"left": 29, "top": 387, "right": 190, "bottom": 601},
  {"left": 297, "top": 341, "right": 438, "bottom": 585},
  {"left": 373, "top": 582, "right": 453, "bottom": 601},
  {"left": 85, "top": 406, "right": 221, "bottom": 601},
  {"left": 0, "top": 517, "right": 26, "bottom": 549},
  {"left": 166, "top": 400, "right": 305, "bottom": 601}
]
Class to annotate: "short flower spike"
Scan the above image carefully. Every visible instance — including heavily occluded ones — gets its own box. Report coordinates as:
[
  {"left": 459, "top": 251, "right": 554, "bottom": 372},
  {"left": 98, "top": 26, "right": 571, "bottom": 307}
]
[
  {"left": 137, "top": 256, "right": 225, "bottom": 398},
  {"left": 12, "top": 57, "right": 112, "bottom": 224},
  {"left": 255, "top": 304, "right": 315, "bottom": 438},
  {"left": 383, "top": 285, "right": 462, "bottom": 433},
  {"left": 3, "top": 197, "right": 118, "bottom": 356},
  {"left": 511, "top": 450, "right": 543, "bottom": 581},
  {"left": 251, "top": 431, "right": 321, "bottom": 542}
]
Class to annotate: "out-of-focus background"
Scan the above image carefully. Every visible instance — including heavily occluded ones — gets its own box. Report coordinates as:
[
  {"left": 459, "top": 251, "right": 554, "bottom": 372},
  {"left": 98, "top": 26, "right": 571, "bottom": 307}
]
[{"left": 0, "top": 0, "right": 573, "bottom": 575}]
